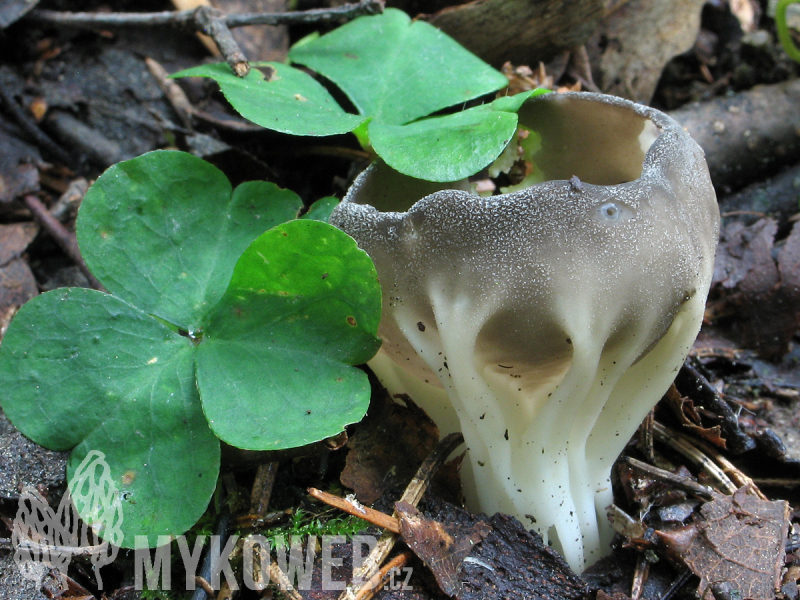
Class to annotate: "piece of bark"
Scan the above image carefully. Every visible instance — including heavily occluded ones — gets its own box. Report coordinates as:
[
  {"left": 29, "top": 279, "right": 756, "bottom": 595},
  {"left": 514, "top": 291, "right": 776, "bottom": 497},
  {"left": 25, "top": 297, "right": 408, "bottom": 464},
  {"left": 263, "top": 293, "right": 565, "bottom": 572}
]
[
  {"left": 674, "top": 361, "right": 756, "bottom": 455},
  {"left": 0, "top": 114, "right": 41, "bottom": 204},
  {"left": 45, "top": 111, "right": 126, "bottom": 168},
  {"left": 586, "top": 0, "right": 705, "bottom": 104},
  {"left": 669, "top": 78, "right": 800, "bottom": 194},
  {"left": 0, "top": 0, "right": 40, "bottom": 28},
  {"left": 423, "top": 0, "right": 604, "bottom": 69},
  {"left": 459, "top": 513, "right": 587, "bottom": 600},
  {"left": 396, "top": 501, "right": 491, "bottom": 597},
  {"left": 0, "top": 222, "right": 38, "bottom": 314}
]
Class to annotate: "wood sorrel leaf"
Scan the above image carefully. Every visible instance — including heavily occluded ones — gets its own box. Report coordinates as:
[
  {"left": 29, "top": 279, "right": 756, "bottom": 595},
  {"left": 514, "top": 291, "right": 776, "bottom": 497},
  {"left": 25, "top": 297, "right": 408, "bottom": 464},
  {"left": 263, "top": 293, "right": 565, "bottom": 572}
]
[
  {"left": 288, "top": 8, "right": 509, "bottom": 126},
  {"left": 196, "top": 219, "right": 382, "bottom": 450},
  {"left": 369, "top": 90, "right": 545, "bottom": 181},
  {"left": 0, "top": 151, "right": 381, "bottom": 547},
  {"left": 172, "top": 62, "right": 368, "bottom": 136}
]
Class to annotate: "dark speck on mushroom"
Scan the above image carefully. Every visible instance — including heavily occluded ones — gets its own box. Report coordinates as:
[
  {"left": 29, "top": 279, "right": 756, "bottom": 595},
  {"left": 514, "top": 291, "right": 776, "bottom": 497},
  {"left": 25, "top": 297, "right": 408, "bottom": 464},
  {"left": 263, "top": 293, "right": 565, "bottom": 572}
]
[{"left": 417, "top": 321, "right": 426, "bottom": 331}]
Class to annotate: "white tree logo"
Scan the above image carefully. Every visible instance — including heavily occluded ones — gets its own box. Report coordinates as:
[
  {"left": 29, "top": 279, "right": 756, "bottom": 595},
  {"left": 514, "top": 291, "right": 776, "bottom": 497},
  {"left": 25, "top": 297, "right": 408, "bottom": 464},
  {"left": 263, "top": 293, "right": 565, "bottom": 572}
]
[{"left": 13, "top": 450, "right": 124, "bottom": 589}]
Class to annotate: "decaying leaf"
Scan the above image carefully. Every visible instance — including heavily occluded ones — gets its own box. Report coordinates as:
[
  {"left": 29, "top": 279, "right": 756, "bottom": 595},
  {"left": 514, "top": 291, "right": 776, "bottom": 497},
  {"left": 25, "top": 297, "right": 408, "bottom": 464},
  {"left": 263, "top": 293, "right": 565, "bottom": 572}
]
[
  {"left": 396, "top": 501, "right": 491, "bottom": 596},
  {"left": 0, "top": 223, "right": 38, "bottom": 316},
  {"left": 658, "top": 486, "right": 790, "bottom": 600},
  {"left": 341, "top": 394, "right": 439, "bottom": 505},
  {"left": 666, "top": 386, "right": 727, "bottom": 449},
  {"left": 0, "top": 114, "right": 41, "bottom": 204},
  {"left": 710, "top": 219, "right": 800, "bottom": 359}
]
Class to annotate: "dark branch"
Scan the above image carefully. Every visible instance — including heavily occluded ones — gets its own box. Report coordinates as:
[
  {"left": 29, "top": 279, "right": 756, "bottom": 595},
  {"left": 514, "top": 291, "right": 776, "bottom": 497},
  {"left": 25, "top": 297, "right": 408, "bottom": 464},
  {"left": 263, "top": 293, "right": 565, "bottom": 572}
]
[
  {"left": 26, "top": 1, "right": 383, "bottom": 78},
  {"left": 27, "top": 1, "right": 384, "bottom": 28}
]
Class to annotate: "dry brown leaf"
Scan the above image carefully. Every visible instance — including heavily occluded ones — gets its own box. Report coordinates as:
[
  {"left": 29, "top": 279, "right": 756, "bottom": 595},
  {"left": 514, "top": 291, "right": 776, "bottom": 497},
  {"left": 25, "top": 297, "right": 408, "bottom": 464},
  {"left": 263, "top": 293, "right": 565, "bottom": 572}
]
[
  {"left": 666, "top": 386, "right": 728, "bottom": 449},
  {"left": 658, "top": 486, "right": 790, "bottom": 600},
  {"left": 710, "top": 219, "right": 800, "bottom": 358},
  {"left": 340, "top": 394, "right": 439, "bottom": 505}
]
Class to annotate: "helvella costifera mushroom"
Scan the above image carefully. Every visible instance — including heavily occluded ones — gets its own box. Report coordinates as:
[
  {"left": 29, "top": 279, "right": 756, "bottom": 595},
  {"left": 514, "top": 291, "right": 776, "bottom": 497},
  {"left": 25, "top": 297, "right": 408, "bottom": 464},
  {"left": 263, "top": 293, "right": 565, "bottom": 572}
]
[{"left": 331, "top": 92, "right": 720, "bottom": 571}]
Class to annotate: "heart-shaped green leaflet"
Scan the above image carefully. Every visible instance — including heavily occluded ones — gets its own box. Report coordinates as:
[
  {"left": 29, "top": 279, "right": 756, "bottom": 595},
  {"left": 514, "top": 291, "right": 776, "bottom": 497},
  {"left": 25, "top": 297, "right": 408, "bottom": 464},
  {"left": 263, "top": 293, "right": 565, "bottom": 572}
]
[
  {"left": 0, "top": 287, "right": 219, "bottom": 548},
  {"left": 196, "top": 220, "right": 382, "bottom": 450},
  {"left": 369, "top": 90, "right": 546, "bottom": 182},
  {"left": 173, "top": 63, "right": 367, "bottom": 137},
  {"left": 77, "top": 150, "right": 303, "bottom": 332},
  {"left": 288, "top": 8, "right": 509, "bottom": 126}
]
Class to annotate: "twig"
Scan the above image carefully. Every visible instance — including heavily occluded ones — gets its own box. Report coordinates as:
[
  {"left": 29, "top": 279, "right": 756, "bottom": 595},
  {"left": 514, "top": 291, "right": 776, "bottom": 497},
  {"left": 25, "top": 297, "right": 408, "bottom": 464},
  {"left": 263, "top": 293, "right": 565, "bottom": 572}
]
[
  {"left": 622, "top": 456, "right": 715, "bottom": 500},
  {"left": 651, "top": 421, "right": 737, "bottom": 494},
  {"left": 631, "top": 553, "right": 650, "bottom": 600},
  {"left": 23, "top": 195, "right": 104, "bottom": 291},
  {"left": 145, "top": 57, "right": 194, "bottom": 129},
  {"left": 267, "top": 561, "right": 303, "bottom": 600},
  {"left": 353, "top": 551, "right": 413, "bottom": 600},
  {"left": 28, "top": 1, "right": 385, "bottom": 78},
  {"left": 659, "top": 569, "right": 693, "bottom": 600},
  {"left": 194, "top": 7, "right": 248, "bottom": 77},
  {"left": 29, "top": 1, "right": 383, "bottom": 28},
  {"left": 308, "top": 488, "right": 401, "bottom": 534},
  {"left": 720, "top": 210, "right": 768, "bottom": 218},
  {"left": 195, "top": 576, "right": 216, "bottom": 597},
  {"left": 701, "top": 446, "right": 767, "bottom": 500},
  {"left": 15, "top": 539, "right": 110, "bottom": 557},
  {"left": 638, "top": 409, "right": 655, "bottom": 462},
  {"left": 250, "top": 462, "right": 280, "bottom": 517},
  {"left": 0, "top": 81, "right": 74, "bottom": 167},
  {"left": 340, "top": 432, "right": 464, "bottom": 600},
  {"left": 190, "top": 108, "right": 264, "bottom": 132},
  {"left": 752, "top": 478, "right": 800, "bottom": 488},
  {"left": 191, "top": 506, "right": 231, "bottom": 600}
]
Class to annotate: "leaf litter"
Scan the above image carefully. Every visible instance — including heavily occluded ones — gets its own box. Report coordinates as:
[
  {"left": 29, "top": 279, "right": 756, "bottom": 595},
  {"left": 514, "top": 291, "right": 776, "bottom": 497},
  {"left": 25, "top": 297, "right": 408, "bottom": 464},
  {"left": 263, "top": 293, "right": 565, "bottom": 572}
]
[{"left": 658, "top": 486, "right": 790, "bottom": 600}]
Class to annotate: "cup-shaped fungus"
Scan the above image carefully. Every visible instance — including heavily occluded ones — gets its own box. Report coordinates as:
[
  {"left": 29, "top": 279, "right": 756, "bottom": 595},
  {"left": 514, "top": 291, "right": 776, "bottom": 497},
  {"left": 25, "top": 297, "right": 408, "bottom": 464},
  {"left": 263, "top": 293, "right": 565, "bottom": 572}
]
[{"left": 330, "top": 92, "right": 719, "bottom": 572}]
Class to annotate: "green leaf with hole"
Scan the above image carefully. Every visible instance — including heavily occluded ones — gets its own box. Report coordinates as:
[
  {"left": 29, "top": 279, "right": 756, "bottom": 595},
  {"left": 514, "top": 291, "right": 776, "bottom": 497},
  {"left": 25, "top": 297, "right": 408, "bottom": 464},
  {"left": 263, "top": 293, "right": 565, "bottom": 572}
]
[
  {"left": 0, "top": 150, "right": 381, "bottom": 547},
  {"left": 173, "top": 62, "right": 368, "bottom": 136},
  {"left": 196, "top": 220, "right": 381, "bottom": 450},
  {"left": 287, "top": 8, "right": 509, "bottom": 126}
]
